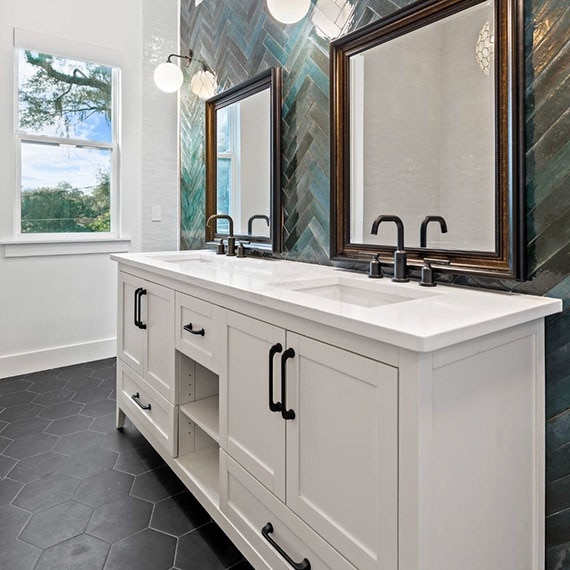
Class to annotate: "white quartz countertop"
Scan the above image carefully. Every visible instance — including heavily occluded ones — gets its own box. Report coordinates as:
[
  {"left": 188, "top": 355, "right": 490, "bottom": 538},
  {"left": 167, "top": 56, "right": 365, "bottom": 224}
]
[{"left": 112, "top": 251, "right": 562, "bottom": 353}]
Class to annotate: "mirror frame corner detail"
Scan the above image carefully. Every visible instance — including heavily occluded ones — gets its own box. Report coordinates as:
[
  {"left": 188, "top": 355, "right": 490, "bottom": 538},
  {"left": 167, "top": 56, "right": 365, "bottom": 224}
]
[
  {"left": 329, "top": 0, "right": 526, "bottom": 280},
  {"left": 205, "top": 67, "right": 283, "bottom": 253}
]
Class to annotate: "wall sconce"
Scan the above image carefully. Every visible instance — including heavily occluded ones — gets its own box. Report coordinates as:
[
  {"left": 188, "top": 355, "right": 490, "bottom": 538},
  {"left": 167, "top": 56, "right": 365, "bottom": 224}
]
[
  {"left": 153, "top": 49, "right": 218, "bottom": 98},
  {"left": 266, "top": 0, "right": 311, "bottom": 24},
  {"left": 475, "top": 20, "right": 494, "bottom": 75}
]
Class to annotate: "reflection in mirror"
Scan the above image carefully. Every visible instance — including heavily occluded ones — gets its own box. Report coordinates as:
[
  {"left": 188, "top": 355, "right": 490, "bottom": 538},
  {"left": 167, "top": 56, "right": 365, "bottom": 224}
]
[
  {"left": 330, "top": 0, "right": 525, "bottom": 279},
  {"left": 206, "top": 68, "right": 282, "bottom": 252},
  {"left": 351, "top": 1, "right": 495, "bottom": 251}
]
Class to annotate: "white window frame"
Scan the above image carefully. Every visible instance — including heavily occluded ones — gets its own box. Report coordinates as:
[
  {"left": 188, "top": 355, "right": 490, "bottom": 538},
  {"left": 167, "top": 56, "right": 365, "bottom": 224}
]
[{"left": 2, "top": 29, "right": 129, "bottom": 256}]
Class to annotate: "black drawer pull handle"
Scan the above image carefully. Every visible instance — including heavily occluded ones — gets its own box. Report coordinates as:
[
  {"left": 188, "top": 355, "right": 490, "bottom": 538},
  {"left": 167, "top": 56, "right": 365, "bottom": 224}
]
[
  {"left": 261, "top": 522, "right": 310, "bottom": 570},
  {"left": 138, "top": 289, "right": 147, "bottom": 330},
  {"left": 183, "top": 323, "right": 205, "bottom": 336},
  {"left": 134, "top": 287, "right": 142, "bottom": 328},
  {"left": 269, "top": 343, "right": 283, "bottom": 413},
  {"left": 281, "top": 348, "right": 296, "bottom": 420},
  {"left": 131, "top": 392, "right": 151, "bottom": 410}
]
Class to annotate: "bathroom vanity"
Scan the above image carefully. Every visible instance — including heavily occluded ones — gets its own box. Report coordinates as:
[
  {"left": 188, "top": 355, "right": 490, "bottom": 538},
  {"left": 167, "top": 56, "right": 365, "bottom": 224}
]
[{"left": 113, "top": 251, "right": 560, "bottom": 570}]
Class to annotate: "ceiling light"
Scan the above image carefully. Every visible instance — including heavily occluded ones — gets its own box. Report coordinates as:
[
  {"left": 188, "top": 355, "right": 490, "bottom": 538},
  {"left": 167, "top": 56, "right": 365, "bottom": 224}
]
[{"left": 266, "top": 0, "right": 311, "bottom": 24}]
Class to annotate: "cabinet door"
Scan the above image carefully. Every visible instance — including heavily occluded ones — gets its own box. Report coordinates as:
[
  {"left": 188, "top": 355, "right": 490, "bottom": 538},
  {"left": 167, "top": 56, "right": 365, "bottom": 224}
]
[
  {"left": 286, "top": 333, "right": 398, "bottom": 570},
  {"left": 220, "top": 311, "right": 286, "bottom": 501},
  {"left": 141, "top": 280, "right": 175, "bottom": 402},
  {"left": 118, "top": 272, "right": 144, "bottom": 376}
]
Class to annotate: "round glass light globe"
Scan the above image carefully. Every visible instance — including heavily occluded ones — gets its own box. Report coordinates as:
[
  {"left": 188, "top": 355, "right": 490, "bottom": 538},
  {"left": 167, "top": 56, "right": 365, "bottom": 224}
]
[
  {"left": 153, "top": 62, "right": 184, "bottom": 93},
  {"left": 190, "top": 70, "right": 218, "bottom": 100},
  {"left": 267, "top": 0, "right": 310, "bottom": 24}
]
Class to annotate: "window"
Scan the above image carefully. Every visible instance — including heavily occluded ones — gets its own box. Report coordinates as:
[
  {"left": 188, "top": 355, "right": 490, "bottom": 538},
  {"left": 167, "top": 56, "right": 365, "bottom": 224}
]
[
  {"left": 16, "top": 48, "right": 119, "bottom": 236},
  {"left": 216, "top": 104, "right": 239, "bottom": 233}
]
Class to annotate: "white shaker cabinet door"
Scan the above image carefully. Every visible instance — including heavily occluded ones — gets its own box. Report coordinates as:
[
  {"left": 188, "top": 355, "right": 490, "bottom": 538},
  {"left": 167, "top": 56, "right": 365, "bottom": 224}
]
[
  {"left": 220, "top": 311, "right": 287, "bottom": 501},
  {"left": 285, "top": 333, "right": 398, "bottom": 570},
  {"left": 118, "top": 272, "right": 144, "bottom": 377}
]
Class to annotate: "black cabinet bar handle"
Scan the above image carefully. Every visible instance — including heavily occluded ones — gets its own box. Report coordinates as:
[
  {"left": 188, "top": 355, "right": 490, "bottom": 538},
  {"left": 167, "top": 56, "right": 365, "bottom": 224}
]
[
  {"left": 138, "top": 289, "right": 147, "bottom": 330},
  {"left": 183, "top": 323, "right": 205, "bottom": 336},
  {"left": 134, "top": 287, "right": 142, "bottom": 328},
  {"left": 269, "top": 343, "right": 283, "bottom": 412},
  {"left": 131, "top": 392, "right": 151, "bottom": 410},
  {"left": 261, "top": 523, "right": 310, "bottom": 570},
  {"left": 280, "top": 348, "right": 296, "bottom": 420}
]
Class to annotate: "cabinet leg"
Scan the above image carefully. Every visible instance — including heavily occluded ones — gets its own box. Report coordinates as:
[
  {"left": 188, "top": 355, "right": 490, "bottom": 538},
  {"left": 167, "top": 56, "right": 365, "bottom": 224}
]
[{"left": 116, "top": 405, "right": 126, "bottom": 430}]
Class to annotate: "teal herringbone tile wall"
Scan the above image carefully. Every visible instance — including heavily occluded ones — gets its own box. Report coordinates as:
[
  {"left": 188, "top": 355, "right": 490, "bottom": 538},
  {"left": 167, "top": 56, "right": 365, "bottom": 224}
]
[{"left": 179, "top": 1, "right": 570, "bottom": 565}]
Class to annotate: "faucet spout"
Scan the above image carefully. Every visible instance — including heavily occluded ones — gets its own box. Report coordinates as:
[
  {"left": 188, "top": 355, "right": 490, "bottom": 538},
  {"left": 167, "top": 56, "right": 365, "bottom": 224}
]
[
  {"left": 370, "top": 214, "right": 409, "bottom": 282},
  {"left": 207, "top": 214, "right": 234, "bottom": 237},
  {"left": 420, "top": 215, "right": 448, "bottom": 248},
  {"left": 247, "top": 214, "right": 270, "bottom": 235}
]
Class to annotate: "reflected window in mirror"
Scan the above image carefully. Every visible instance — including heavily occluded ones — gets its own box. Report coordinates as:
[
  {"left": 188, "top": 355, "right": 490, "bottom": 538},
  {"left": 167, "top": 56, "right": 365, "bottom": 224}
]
[{"left": 206, "top": 68, "right": 282, "bottom": 252}]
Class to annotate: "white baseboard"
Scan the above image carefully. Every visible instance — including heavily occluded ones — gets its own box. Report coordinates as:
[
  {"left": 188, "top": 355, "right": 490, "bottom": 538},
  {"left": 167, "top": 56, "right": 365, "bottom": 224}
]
[{"left": 0, "top": 338, "right": 117, "bottom": 379}]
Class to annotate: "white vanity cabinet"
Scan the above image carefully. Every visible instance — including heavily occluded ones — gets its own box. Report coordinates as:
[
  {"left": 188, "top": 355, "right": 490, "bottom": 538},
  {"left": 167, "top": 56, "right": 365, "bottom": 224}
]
[
  {"left": 219, "top": 310, "right": 398, "bottom": 570},
  {"left": 113, "top": 253, "right": 561, "bottom": 570},
  {"left": 118, "top": 271, "right": 175, "bottom": 402}
]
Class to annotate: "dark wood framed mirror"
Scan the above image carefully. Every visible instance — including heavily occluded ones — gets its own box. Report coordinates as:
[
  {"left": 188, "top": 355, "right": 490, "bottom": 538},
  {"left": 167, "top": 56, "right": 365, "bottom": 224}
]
[
  {"left": 330, "top": 0, "right": 525, "bottom": 279},
  {"left": 205, "top": 67, "right": 283, "bottom": 252}
]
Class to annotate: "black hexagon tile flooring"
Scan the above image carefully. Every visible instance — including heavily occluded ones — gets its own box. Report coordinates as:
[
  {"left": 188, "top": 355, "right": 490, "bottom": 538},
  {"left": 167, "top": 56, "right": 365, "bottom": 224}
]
[{"left": 0, "top": 359, "right": 253, "bottom": 570}]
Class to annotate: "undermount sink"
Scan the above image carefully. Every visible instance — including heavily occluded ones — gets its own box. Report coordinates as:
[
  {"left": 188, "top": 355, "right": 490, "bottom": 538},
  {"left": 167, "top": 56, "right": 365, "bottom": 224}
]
[
  {"left": 276, "top": 275, "right": 439, "bottom": 308},
  {"left": 150, "top": 253, "right": 214, "bottom": 263}
]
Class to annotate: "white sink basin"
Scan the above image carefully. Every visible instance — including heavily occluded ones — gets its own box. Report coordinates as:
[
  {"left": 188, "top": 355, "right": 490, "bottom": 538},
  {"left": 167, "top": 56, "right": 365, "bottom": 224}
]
[
  {"left": 276, "top": 276, "right": 438, "bottom": 308},
  {"left": 150, "top": 253, "right": 214, "bottom": 264}
]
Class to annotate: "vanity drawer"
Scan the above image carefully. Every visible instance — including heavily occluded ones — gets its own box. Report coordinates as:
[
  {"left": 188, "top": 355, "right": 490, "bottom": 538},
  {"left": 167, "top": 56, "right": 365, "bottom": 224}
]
[
  {"left": 117, "top": 361, "right": 178, "bottom": 456},
  {"left": 176, "top": 292, "right": 221, "bottom": 373},
  {"left": 220, "top": 452, "right": 356, "bottom": 570}
]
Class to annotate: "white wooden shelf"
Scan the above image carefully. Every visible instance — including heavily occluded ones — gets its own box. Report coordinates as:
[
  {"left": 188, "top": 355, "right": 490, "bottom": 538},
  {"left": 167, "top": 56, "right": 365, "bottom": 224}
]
[
  {"left": 177, "top": 446, "right": 219, "bottom": 497},
  {"left": 180, "top": 395, "right": 219, "bottom": 443}
]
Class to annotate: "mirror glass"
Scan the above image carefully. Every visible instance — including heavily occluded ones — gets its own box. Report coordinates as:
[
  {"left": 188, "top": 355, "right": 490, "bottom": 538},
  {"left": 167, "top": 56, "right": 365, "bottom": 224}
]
[
  {"left": 206, "top": 68, "right": 282, "bottom": 251},
  {"left": 351, "top": 1, "right": 495, "bottom": 251},
  {"left": 330, "top": 0, "right": 525, "bottom": 279}
]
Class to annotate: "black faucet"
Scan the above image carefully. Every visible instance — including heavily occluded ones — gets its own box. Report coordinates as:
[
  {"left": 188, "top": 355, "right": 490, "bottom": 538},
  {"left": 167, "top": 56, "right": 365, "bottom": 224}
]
[
  {"left": 370, "top": 215, "right": 409, "bottom": 282},
  {"left": 206, "top": 214, "right": 236, "bottom": 256},
  {"left": 247, "top": 214, "right": 270, "bottom": 235},
  {"left": 420, "top": 215, "right": 448, "bottom": 248}
]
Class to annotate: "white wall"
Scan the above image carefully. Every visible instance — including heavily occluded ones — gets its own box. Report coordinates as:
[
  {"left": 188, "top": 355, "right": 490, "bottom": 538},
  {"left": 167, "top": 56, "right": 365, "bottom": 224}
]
[{"left": 0, "top": 0, "right": 179, "bottom": 378}]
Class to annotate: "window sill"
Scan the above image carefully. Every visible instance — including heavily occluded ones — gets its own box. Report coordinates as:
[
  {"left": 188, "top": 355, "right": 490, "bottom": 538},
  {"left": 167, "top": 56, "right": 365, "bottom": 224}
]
[{"left": 1, "top": 237, "right": 131, "bottom": 258}]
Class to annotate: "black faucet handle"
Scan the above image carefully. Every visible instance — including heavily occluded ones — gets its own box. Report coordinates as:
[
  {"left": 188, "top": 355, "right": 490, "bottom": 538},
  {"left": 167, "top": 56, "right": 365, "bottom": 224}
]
[
  {"left": 420, "top": 258, "right": 450, "bottom": 287},
  {"left": 216, "top": 239, "right": 225, "bottom": 255},
  {"left": 368, "top": 254, "right": 383, "bottom": 279}
]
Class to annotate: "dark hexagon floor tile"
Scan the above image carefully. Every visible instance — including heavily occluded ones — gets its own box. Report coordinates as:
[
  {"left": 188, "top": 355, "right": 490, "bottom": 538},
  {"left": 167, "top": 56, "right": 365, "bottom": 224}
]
[
  {"left": 0, "top": 416, "right": 51, "bottom": 439},
  {"left": 91, "top": 413, "right": 131, "bottom": 434},
  {"left": 33, "top": 389, "right": 76, "bottom": 406},
  {"left": 4, "top": 432, "right": 59, "bottom": 459},
  {"left": 0, "top": 454, "right": 17, "bottom": 478},
  {"left": 82, "top": 357, "right": 116, "bottom": 371},
  {"left": 175, "top": 523, "right": 244, "bottom": 570},
  {"left": 0, "top": 504, "right": 32, "bottom": 547},
  {"left": 0, "top": 378, "right": 33, "bottom": 395},
  {"left": 0, "top": 435, "right": 11, "bottom": 453},
  {"left": 71, "top": 387, "right": 112, "bottom": 404},
  {"left": 12, "top": 473, "right": 81, "bottom": 512},
  {"left": 45, "top": 414, "right": 93, "bottom": 436},
  {"left": 74, "top": 469, "right": 134, "bottom": 507},
  {"left": 8, "top": 452, "right": 69, "bottom": 483},
  {"left": 0, "top": 478, "right": 24, "bottom": 507},
  {"left": 130, "top": 466, "right": 185, "bottom": 503},
  {"left": 24, "top": 368, "right": 61, "bottom": 382},
  {"left": 90, "top": 366, "right": 117, "bottom": 381},
  {"left": 60, "top": 447, "right": 118, "bottom": 479},
  {"left": 57, "top": 367, "right": 93, "bottom": 381},
  {"left": 65, "top": 376, "right": 102, "bottom": 391},
  {"left": 53, "top": 430, "right": 105, "bottom": 456},
  {"left": 101, "top": 425, "right": 146, "bottom": 452},
  {"left": 20, "top": 500, "right": 93, "bottom": 549},
  {"left": 39, "top": 401, "right": 84, "bottom": 420},
  {"left": 81, "top": 399, "right": 116, "bottom": 418},
  {"left": 0, "top": 535, "right": 42, "bottom": 570},
  {"left": 114, "top": 443, "right": 165, "bottom": 475},
  {"left": 0, "top": 402, "right": 43, "bottom": 422},
  {"left": 35, "top": 534, "right": 109, "bottom": 570},
  {"left": 98, "top": 377, "right": 116, "bottom": 391},
  {"left": 86, "top": 495, "right": 152, "bottom": 543},
  {"left": 29, "top": 377, "right": 69, "bottom": 394},
  {"left": 105, "top": 528, "right": 176, "bottom": 570},
  {"left": 0, "top": 390, "right": 38, "bottom": 407},
  {"left": 150, "top": 491, "right": 210, "bottom": 537}
]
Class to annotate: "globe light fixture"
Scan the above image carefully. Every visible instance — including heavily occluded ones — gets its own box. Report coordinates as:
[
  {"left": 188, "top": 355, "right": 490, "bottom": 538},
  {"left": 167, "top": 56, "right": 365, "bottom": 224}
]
[
  {"left": 266, "top": 0, "right": 311, "bottom": 24},
  {"left": 190, "top": 69, "right": 218, "bottom": 99},
  {"left": 154, "top": 60, "right": 184, "bottom": 93}
]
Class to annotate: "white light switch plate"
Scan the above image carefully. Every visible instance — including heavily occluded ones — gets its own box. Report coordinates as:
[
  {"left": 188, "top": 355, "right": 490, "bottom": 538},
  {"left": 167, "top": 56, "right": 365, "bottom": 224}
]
[{"left": 152, "top": 204, "right": 162, "bottom": 222}]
